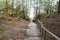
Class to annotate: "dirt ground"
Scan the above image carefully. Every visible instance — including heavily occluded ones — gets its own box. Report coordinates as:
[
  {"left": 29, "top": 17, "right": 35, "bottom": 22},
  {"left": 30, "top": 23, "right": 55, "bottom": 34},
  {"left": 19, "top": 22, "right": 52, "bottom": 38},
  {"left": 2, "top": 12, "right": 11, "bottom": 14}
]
[
  {"left": 41, "top": 13, "right": 60, "bottom": 39},
  {"left": 0, "top": 17, "right": 29, "bottom": 40}
]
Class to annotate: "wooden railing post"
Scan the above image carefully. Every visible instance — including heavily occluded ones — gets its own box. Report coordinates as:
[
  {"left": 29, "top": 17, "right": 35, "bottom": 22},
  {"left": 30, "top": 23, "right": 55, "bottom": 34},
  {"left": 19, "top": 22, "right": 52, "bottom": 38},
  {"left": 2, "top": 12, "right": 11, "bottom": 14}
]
[
  {"left": 44, "top": 31, "right": 46, "bottom": 40},
  {"left": 38, "top": 20, "right": 60, "bottom": 40}
]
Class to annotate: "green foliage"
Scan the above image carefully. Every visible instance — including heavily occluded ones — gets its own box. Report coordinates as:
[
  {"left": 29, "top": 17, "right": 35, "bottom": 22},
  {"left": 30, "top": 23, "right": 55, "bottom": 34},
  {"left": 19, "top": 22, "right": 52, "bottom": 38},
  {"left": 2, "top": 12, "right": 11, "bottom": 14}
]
[
  {"left": 0, "top": 0, "right": 28, "bottom": 19},
  {"left": 0, "top": 26, "right": 5, "bottom": 31},
  {"left": 0, "top": 26, "right": 8, "bottom": 37},
  {"left": 35, "top": 14, "right": 41, "bottom": 20},
  {"left": 35, "top": 13, "right": 56, "bottom": 20},
  {"left": 0, "top": 0, "right": 59, "bottom": 20}
]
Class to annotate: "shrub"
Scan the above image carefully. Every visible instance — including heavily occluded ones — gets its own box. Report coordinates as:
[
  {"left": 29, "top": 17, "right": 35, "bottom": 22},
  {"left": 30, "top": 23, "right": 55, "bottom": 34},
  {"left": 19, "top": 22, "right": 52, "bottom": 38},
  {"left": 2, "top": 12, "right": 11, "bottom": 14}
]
[
  {"left": 35, "top": 13, "right": 56, "bottom": 20},
  {"left": 0, "top": 26, "right": 8, "bottom": 37}
]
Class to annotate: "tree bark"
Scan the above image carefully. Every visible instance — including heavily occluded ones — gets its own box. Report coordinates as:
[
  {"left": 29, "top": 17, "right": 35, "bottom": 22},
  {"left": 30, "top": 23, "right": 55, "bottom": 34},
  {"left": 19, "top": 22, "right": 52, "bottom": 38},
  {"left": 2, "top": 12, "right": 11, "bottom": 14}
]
[
  {"left": 6, "top": 0, "right": 8, "bottom": 14},
  {"left": 58, "top": 0, "right": 60, "bottom": 13},
  {"left": 12, "top": 0, "right": 14, "bottom": 16}
]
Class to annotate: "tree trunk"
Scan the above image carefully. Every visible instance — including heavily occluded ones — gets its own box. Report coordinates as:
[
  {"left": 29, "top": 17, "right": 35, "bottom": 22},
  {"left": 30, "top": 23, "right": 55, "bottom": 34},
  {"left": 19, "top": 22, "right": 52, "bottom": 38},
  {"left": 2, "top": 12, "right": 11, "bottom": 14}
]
[
  {"left": 12, "top": 0, "right": 14, "bottom": 16},
  {"left": 58, "top": 0, "right": 60, "bottom": 13},
  {"left": 6, "top": 0, "right": 8, "bottom": 14},
  {"left": 22, "top": 0, "right": 25, "bottom": 19}
]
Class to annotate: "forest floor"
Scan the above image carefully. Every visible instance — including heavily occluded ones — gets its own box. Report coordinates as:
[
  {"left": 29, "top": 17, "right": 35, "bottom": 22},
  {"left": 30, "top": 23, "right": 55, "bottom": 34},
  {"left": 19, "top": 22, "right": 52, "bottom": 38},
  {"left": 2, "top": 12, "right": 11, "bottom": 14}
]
[
  {"left": 41, "top": 13, "right": 60, "bottom": 40},
  {"left": 0, "top": 17, "right": 29, "bottom": 40},
  {"left": 0, "top": 17, "right": 41, "bottom": 40}
]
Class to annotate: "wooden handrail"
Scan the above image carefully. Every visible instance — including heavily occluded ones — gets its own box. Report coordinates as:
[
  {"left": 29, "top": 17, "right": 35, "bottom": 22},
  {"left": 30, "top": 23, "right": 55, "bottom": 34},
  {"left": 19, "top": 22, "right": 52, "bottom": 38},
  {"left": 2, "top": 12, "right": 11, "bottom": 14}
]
[{"left": 38, "top": 20, "right": 60, "bottom": 40}]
